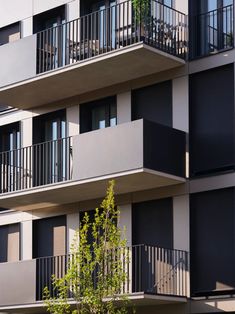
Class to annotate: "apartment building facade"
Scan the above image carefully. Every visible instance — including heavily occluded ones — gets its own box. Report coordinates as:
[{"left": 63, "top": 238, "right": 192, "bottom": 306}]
[{"left": 0, "top": 0, "right": 234, "bottom": 313}]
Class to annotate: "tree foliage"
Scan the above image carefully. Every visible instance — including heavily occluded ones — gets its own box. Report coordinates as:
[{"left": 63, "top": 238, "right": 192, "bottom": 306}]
[{"left": 44, "top": 181, "right": 134, "bottom": 314}]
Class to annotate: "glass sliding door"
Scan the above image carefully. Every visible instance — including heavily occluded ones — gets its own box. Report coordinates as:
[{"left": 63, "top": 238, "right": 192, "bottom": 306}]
[
  {"left": 0, "top": 123, "right": 20, "bottom": 193},
  {"left": 197, "top": 0, "right": 233, "bottom": 56},
  {"left": 91, "top": 0, "right": 116, "bottom": 51},
  {"left": 44, "top": 117, "right": 66, "bottom": 184},
  {"left": 33, "top": 110, "right": 67, "bottom": 187}
]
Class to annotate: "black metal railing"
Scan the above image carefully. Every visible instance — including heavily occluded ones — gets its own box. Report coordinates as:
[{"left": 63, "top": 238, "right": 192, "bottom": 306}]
[
  {"left": 36, "top": 0, "right": 187, "bottom": 73},
  {"left": 192, "top": 4, "right": 233, "bottom": 58},
  {"left": 0, "top": 137, "right": 72, "bottom": 193},
  {"left": 36, "top": 245, "right": 189, "bottom": 301}
]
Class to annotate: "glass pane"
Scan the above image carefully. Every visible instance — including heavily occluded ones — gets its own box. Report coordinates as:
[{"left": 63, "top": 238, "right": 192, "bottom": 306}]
[
  {"left": 92, "top": 105, "right": 106, "bottom": 130},
  {"left": 110, "top": 103, "right": 117, "bottom": 127},
  {"left": 223, "top": 0, "right": 233, "bottom": 6},
  {"left": 164, "top": 0, "right": 172, "bottom": 7},
  {"left": 208, "top": 0, "right": 217, "bottom": 11}
]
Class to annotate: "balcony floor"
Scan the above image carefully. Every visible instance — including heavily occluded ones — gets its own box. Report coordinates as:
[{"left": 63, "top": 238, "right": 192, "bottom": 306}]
[
  {"left": 0, "top": 168, "right": 185, "bottom": 211},
  {"left": 0, "top": 42, "right": 185, "bottom": 109},
  {"left": 0, "top": 293, "right": 187, "bottom": 314}
]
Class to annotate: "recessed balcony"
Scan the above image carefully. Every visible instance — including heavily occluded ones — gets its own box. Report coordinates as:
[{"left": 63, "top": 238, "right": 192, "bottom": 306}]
[
  {"left": 0, "top": 119, "right": 186, "bottom": 211},
  {"left": 191, "top": 4, "right": 233, "bottom": 59},
  {"left": 0, "top": 245, "right": 189, "bottom": 311},
  {"left": 0, "top": 0, "right": 187, "bottom": 109}
]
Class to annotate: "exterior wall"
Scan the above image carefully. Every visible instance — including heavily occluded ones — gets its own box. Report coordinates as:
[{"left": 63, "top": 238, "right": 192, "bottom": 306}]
[
  {"left": 67, "top": 212, "right": 80, "bottom": 253},
  {"left": 173, "top": 195, "right": 189, "bottom": 252},
  {"left": 0, "top": 0, "right": 234, "bottom": 312},
  {"left": 119, "top": 204, "right": 132, "bottom": 246},
  {"left": 0, "top": 259, "right": 36, "bottom": 306},
  {"left": 117, "top": 92, "right": 132, "bottom": 124},
  {"left": 0, "top": 35, "right": 36, "bottom": 87},
  {"left": 0, "top": 0, "right": 78, "bottom": 29},
  {"left": 73, "top": 120, "right": 144, "bottom": 180},
  {"left": 21, "top": 220, "right": 33, "bottom": 260},
  {"left": 66, "top": 105, "right": 80, "bottom": 136}
]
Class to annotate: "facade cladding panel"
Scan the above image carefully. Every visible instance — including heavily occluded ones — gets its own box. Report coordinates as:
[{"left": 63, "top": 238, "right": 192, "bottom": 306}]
[
  {"left": 33, "top": 215, "right": 66, "bottom": 258},
  {"left": 132, "top": 80, "right": 172, "bottom": 127},
  {"left": 132, "top": 198, "right": 173, "bottom": 248},
  {"left": 190, "top": 64, "right": 235, "bottom": 177},
  {"left": 190, "top": 188, "right": 235, "bottom": 295}
]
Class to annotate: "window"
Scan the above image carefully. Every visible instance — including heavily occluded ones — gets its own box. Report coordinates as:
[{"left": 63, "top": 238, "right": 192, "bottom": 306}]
[
  {"left": 33, "top": 5, "right": 65, "bottom": 33},
  {"left": 0, "top": 122, "right": 20, "bottom": 152},
  {"left": 200, "top": 0, "right": 233, "bottom": 13},
  {"left": 33, "top": 110, "right": 67, "bottom": 186},
  {"left": 34, "top": 5, "right": 66, "bottom": 72},
  {"left": 162, "top": 0, "right": 173, "bottom": 7},
  {"left": 80, "top": 96, "right": 117, "bottom": 133},
  {"left": 191, "top": 0, "right": 234, "bottom": 58},
  {"left": 0, "top": 22, "right": 20, "bottom": 46}
]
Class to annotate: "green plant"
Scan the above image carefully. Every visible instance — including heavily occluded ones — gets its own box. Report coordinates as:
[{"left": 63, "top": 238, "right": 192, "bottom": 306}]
[
  {"left": 132, "top": 0, "right": 149, "bottom": 24},
  {"left": 44, "top": 181, "right": 135, "bottom": 314}
]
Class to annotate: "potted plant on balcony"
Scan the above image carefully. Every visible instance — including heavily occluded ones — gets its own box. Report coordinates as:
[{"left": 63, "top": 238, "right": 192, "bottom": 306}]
[{"left": 132, "top": 0, "right": 150, "bottom": 39}]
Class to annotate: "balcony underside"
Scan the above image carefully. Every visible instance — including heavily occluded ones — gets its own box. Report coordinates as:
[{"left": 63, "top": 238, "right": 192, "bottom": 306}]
[
  {"left": 0, "top": 293, "right": 187, "bottom": 314},
  {"left": 0, "top": 42, "right": 185, "bottom": 109},
  {"left": 0, "top": 168, "right": 185, "bottom": 211}
]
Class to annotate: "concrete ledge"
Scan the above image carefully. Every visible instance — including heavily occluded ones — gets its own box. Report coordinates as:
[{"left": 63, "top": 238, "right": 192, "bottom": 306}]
[{"left": 0, "top": 42, "right": 185, "bottom": 109}]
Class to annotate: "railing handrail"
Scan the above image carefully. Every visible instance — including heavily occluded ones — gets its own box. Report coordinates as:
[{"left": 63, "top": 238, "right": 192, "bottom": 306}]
[
  {"left": 35, "top": 244, "right": 189, "bottom": 261},
  {"left": 196, "top": 3, "right": 233, "bottom": 18},
  {"left": 36, "top": 0, "right": 187, "bottom": 37},
  {"left": 0, "top": 135, "right": 72, "bottom": 156}
]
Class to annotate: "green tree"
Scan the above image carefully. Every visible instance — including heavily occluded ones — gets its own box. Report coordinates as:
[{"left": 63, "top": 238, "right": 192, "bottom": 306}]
[{"left": 44, "top": 181, "right": 134, "bottom": 314}]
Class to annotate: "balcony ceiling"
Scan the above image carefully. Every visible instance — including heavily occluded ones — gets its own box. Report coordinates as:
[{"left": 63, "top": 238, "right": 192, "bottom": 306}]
[
  {"left": 0, "top": 43, "right": 185, "bottom": 109},
  {"left": 0, "top": 168, "right": 185, "bottom": 211},
  {"left": 0, "top": 293, "right": 187, "bottom": 314}
]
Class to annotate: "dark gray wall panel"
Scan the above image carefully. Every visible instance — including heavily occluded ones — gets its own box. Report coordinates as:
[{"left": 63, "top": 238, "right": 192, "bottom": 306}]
[
  {"left": 143, "top": 120, "right": 186, "bottom": 177},
  {"left": 0, "top": 225, "right": 8, "bottom": 263},
  {"left": 190, "top": 188, "right": 235, "bottom": 295},
  {"left": 33, "top": 215, "right": 66, "bottom": 258},
  {"left": 132, "top": 80, "right": 172, "bottom": 127},
  {"left": 132, "top": 198, "right": 173, "bottom": 248},
  {"left": 190, "top": 64, "right": 235, "bottom": 177}
]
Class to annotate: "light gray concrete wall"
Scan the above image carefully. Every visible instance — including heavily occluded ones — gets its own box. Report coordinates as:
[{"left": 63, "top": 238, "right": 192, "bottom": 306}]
[
  {"left": 0, "top": 0, "right": 33, "bottom": 28},
  {"left": 117, "top": 92, "right": 132, "bottom": 124},
  {"left": 175, "top": 0, "right": 188, "bottom": 14},
  {"left": 67, "top": 105, "right": 80, "bottom": 136},
  {"left": 21, "top": 17, "right": 33, "bottom": 37},
  {"left": 119, "top": 204, "right": 132, "bottom": 246},
  {"left": 21, "top": 220, "right": 33, "bottom": 260},
  {"left": 21, "top": 118, "right": 33, "bottom": 147},
  {"left": 173, "top": 195, "right": 189, "bottom": 252},
  {"left": 172, "top": 76, "right": 189, "bottom": 133},
  {"left": 0, "top": 35, "right": 37, "bottom": 87},
  {"left": 73, "top": 120, "right": 144, "bottom": 181},
  {"left": 0, "top": 0, "right": 78, "bottom": 28},
  {"left": 67, "top": 212, "right": 80, "bottom": 253},
  {"left": 66, "top": 0, "right": 80, "bottom": 21},
  {"left": 0, "top": 259, "right": 36, "bottom": 306}
]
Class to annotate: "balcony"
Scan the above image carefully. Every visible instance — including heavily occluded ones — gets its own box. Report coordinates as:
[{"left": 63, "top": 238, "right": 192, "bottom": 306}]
[
  {"left": 191, "top": 4, "right": 234, "bottom": 59},
  {"left": 0, "top": 245, "right": 189, "bottom": 311},
  {"left": 0, "top": 0, "right": 187, "bottom": 109},
  {"left": 0, "top": 119, "right": 186, "bottom": 211}
]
